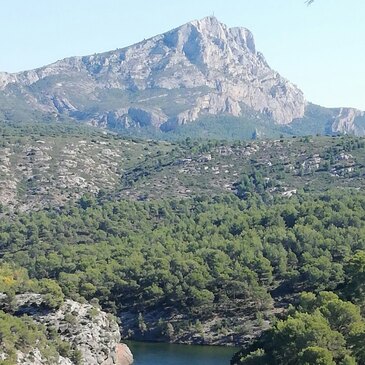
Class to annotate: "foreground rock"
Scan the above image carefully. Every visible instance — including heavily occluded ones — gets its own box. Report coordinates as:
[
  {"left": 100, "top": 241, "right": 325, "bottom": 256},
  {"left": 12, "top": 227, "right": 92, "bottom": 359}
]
[
  {"left": 115, "top": 344, "right": 134, "bottom": 365},
  {"left": 0, "top": 293, "right": 133, "bottom": 365}
]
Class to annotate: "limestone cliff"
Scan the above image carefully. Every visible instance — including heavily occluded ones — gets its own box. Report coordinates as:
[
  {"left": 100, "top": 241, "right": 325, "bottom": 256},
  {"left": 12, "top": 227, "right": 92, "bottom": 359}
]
[
  {"left": 332, "top": 108, "right": 365, "bottom": 135},
  {"left": 0, "top": 293, "right": 133, "bottom": 365}
]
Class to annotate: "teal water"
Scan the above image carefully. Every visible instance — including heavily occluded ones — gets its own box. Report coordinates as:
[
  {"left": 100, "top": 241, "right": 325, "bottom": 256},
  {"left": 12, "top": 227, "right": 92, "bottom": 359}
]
[{"left": 125, "top": 341, "right": 237, "bottom": 365}]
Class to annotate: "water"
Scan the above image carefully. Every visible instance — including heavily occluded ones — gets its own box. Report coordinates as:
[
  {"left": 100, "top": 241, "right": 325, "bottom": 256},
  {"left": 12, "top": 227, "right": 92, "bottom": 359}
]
[{"left": 125, "top": 341, "right": 237, "bottom": 365}]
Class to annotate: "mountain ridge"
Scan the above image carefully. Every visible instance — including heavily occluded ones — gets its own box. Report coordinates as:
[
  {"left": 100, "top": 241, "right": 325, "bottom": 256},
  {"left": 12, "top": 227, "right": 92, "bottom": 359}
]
[{"left": 0, "top": 16, "right": 363, "bottom": 137}]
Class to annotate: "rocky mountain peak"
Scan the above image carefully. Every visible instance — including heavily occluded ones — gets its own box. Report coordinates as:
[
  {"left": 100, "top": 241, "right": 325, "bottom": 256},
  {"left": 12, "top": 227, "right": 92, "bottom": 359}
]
[
  {"left": 193, "top": 16, "right": 256, "bottom": 52},
  {"left": 162, "top": 16, "right": 257, "bottom": 69},
  {"left": 0, "top": 16, "right": 309, "bottom": 130}
]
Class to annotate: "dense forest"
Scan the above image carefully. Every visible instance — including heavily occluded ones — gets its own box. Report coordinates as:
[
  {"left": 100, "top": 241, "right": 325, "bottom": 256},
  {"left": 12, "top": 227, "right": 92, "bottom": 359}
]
[
  {"left": 1, "top": 189, "right": 365, "bottom": 348},
  {"left": 3, "top": 189, "right": 365, "bottom": 309}
]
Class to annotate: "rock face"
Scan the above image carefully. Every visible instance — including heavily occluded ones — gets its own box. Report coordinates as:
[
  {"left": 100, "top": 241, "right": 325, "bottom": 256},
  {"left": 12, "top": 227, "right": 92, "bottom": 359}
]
[
  {"left": 115, "top": 344, "right": 134, "bottom": 365},
  {"left": 16, "top": 349, "right": 73, "bottom": 365},
  {"left": 0, "top": 16, "right": 305, "bottom": 130},
  {"left": 36, "top": 299, "right": 123, "bottom": 365},
  {"left": 0, "top": 293, "right": 133, "bottom": 365},
  {"left": 332, "top": 108, "right": 365, "bottom": 135}
]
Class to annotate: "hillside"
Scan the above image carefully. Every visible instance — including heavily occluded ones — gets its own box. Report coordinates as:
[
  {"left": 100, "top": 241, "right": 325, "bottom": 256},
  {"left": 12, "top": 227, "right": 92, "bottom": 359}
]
[
  {"left": 1, "top": 121, "right": 365, "bottom": 365},
  {"left": 1, "top": 121, "right": 365, "bottom": 211},
  {"left": 0, "top": 122, "right": 170, "bottom": 211},
  {"left": 120, "top": 133, "right": 365, "bottom": 201},
  {"left": 0, "top": 17, "right": 364, "bottom": 139},
  {"left": 1, "top": 122, "right": 365, "bottom": 353}
]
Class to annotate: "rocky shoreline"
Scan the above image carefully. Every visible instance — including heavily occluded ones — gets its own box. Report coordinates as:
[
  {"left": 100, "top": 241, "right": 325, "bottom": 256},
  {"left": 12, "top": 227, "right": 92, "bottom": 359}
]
[{"left": 119, "top": 306, "right": 273, "bottom": 348}]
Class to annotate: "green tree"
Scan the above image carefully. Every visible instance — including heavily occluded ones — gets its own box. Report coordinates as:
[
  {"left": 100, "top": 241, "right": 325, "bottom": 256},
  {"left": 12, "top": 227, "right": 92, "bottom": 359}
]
[
  {"left": 344, "top": 251, "right": 365, "bottom": 304},
  {"left": 298, "top": 347, "right": 335, "bottom": 365},
  {"left": 271, "top": 312, "right": 346, "bottom": 364}
]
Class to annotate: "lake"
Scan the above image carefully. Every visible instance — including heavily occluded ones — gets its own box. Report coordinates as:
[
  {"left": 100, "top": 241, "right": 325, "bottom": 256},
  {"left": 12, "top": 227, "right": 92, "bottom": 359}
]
[{"left": 125, "top": 341, "right": 238, "bottom": 365}]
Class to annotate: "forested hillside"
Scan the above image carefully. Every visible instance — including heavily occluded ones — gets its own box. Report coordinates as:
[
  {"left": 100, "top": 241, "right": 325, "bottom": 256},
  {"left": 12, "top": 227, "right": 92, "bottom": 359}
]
[
  {"left": 1, "top": 188, "right": 365, "bottom": 348},
  {"left": 2, "top": 122, "right": 365, "bottom": 362}
]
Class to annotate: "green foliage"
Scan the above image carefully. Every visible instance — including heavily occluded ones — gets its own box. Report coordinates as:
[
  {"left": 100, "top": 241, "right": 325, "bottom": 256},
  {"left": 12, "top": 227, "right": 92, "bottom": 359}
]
[
  {"left": 0, "top": 263, "right": 64, "bottom": 309},
  {"left": 2, "top": 190, "right": 365, "bottom": 325},
  {"left": 38, "top": 279, "right": 65, "bottom": 309},
  {"left": 233, "top": 292, "right": 365, "bottom": 365},
  {"left": 344, "top": 251, "right": 365, "bottom": 305},
  {"left": 70, "top": 348, "right": 83, "bottom": 365},
  {"left": 298, "top": 347, "right": 336, "bottom": 365},
  {"left": 236, "top": 349, "right": 269, "bottom": 365},
  {"left": 0, "top": 263, "right": 33, "bottom": 295}
]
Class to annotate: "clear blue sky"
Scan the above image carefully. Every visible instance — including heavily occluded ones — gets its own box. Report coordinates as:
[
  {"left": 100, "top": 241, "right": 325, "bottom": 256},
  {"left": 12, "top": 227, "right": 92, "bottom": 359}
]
[{"left": 0, "top": 0, "right": 364, "bottom": 110}]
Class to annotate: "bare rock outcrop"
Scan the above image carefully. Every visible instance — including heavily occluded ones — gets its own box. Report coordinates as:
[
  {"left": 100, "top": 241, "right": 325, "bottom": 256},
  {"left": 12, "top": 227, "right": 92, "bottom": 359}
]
[
  {"left": 115, "top": 344, "right": 134, "bottom": 365},
  {"left": 332, "top": 107, "right": 365, "bottom": 136},
  {"left": 37, "top": 299, "right": 122, "bottom": 365},
  {"left": 0, "top": 294, "right": 133, "bottom": 365}
]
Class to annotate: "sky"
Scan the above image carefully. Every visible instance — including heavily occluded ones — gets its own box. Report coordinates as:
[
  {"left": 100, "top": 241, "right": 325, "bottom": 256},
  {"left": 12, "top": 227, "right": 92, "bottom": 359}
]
[{"left": 0, "top": 0, "right": 364, "bottom": 110}]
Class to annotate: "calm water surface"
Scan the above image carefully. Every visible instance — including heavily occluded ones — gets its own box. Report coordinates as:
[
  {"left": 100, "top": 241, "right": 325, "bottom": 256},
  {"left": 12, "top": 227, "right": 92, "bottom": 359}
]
[{"left": 126, "top": 341, "right": 237, "bottom": 365}]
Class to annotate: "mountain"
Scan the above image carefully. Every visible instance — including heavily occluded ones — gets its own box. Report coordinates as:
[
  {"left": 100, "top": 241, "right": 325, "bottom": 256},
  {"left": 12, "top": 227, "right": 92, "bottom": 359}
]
[{"left": 0, "top": 16, "right": 364, "bottom": 138}]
